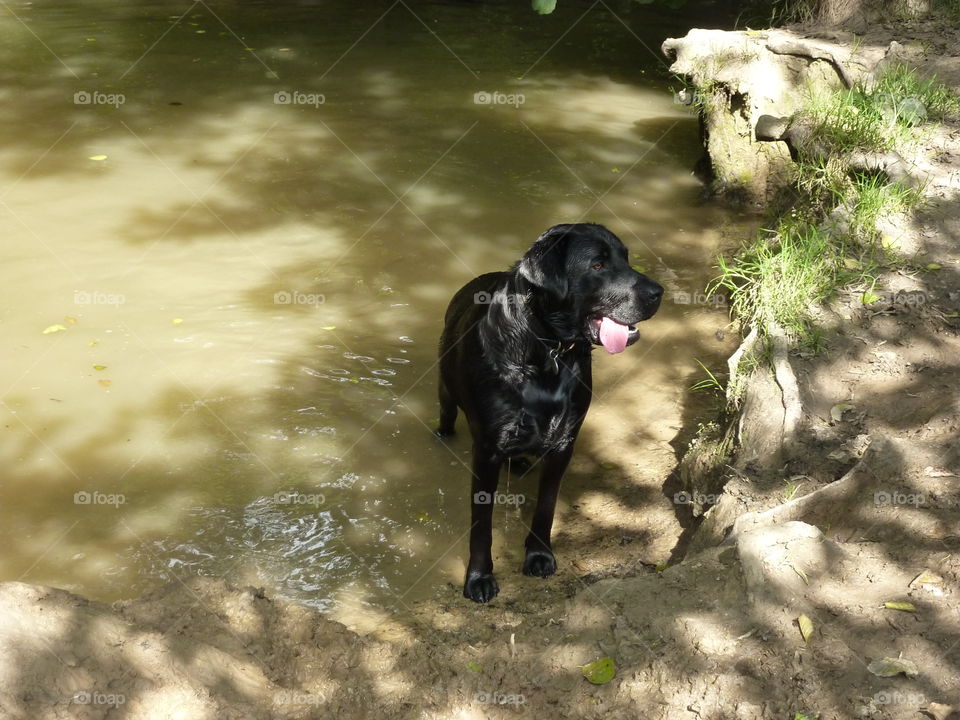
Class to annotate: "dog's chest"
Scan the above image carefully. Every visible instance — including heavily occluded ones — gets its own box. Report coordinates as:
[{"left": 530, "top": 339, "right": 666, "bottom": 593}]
[{"left": 496, "top": 364, "right": 587, "bottom": 455}]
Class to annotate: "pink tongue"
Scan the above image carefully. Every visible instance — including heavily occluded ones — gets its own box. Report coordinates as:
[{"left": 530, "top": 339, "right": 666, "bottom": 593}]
[{"left": 599, "top": 316, "right": 630, "bottom": 354}]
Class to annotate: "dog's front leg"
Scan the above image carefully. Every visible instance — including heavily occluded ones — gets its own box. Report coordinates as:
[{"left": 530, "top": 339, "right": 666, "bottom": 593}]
[
  {"left": 522, "top": 445, "right": 574, "bottom": 578},
  {"left": 464, "top": 443, "right": 502, "bottom": 603}
]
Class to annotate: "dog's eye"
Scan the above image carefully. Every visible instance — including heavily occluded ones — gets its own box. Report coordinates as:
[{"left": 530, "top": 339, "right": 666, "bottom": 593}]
[{"left": 592, "top": 262, "right": 604, "bottom": 270}]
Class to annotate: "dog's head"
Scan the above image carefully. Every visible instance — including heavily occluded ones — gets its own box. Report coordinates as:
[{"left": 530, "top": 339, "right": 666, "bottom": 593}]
[{"left": 517, "top": 223, "right": 663, "bottom": 353}]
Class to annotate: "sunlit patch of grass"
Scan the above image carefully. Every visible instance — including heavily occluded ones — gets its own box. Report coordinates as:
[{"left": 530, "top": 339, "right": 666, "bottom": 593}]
[
  {"left": 800, "top": 63, "right": 960, "bottom": 154},
  {"left": 710, "top": 221, "right": 842, "bottom": 339}
]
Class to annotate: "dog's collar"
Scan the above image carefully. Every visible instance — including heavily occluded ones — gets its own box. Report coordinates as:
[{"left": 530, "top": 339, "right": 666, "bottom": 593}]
[{"left": 538, "top": 338, "right": 580, "bottom": 374}]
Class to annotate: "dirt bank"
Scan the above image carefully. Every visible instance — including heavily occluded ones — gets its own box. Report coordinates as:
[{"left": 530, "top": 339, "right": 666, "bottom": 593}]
[{"left": 3, "top": 19, "right": 960, "bottom": 720}]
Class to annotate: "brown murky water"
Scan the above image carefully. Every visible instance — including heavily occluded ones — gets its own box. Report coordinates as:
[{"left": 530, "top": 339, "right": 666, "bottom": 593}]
[{"left": 0, "top": 0, "right": 741, "bottom": 623}]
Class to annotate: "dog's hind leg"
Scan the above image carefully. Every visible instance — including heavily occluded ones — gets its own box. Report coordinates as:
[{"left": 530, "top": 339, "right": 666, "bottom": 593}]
[
  {"left": 522, "top": 445, "right": 574, "bottom": 578},
  {"left": 436, "top": 378, "right": 457, "bottom": 437}
]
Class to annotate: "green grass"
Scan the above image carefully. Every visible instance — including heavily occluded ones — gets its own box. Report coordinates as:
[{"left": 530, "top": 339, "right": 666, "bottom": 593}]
[
  {"left": 848, "top": 173, "right": 924, "bottom": 243},
  {"left": 711, "top": 221, "right": 842, "bottom": 338},
  {"left": 710, "top": 63, "right": 951, "bottom": 347},
  {"left": 690, "top": 360, "right": 724, "bottom": 394},
  {"left": 801, "top": 63, "right": 960, "bottom": 154}
]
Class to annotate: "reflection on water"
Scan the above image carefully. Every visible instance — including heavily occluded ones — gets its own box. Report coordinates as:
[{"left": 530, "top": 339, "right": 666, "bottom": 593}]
[{"left": 0, "top": 0, "right": 740, "bottom": 618}]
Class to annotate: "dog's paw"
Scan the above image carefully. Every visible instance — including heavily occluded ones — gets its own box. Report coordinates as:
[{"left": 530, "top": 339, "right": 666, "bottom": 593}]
[
  {"left": 522, "top": 549, "right": 557, "bottom": 578},
  {"left": 463, "top": 571, "right": 499, "bottom": 603}
]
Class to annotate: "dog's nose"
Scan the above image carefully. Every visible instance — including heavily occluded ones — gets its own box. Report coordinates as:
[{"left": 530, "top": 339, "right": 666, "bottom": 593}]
[{"left": 637, "top": 278, "right": 663, "bottom": 305}]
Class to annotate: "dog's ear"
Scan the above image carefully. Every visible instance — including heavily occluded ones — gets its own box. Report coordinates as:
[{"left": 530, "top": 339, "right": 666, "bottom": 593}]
[{"left": 517, "top": 225, "right": 572, "bottom": 298}]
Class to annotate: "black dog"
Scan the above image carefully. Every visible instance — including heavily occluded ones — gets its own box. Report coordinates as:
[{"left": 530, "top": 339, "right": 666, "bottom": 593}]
[{"left": 437, "top": 223, "right": 663, "bottom": 603}]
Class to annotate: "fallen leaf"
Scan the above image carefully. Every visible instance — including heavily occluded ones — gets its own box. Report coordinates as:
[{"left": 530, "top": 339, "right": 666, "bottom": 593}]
[
  {"left": 98, "top": 379, "right": 112, "bottom": 387},
  {"left": 830, "top": 403, "right": 854, "bottom": 422},
  {"left": 867, "top": 656, "right": 918, "bottom": 677},
  {"left": 43, "top": 324, "right": 68, "bottom": 334},
  {"left": 64, "top": 316, "right": 78, "bottom": 324},
  {"left": 580, "top": 657, "right": 615, "bottom": 685},
  {"left": 926, "top": 262, "right": 942, "bottom": 270},
  {"left": 88, "top": 340, "right": 99, "bottom": 347},
  {"left": 862, "top": 291, "right": 882, "bottom": 305},
  {"left": 531, "top": 0, "right": 558, "bottom": 14},
  {"left": 88, "top": 154, "right": 108, "bottom": 161},
  {"left": 466, "top": 661, "right": 482, "bottom": 673},
  {"left": 798, "top": 614, "right": 814, "bottom": 643},
  {"left": 924, "top": 702, "right": 957, "bottom": 720},
  {"left": 789, "top": 563, "right": 810, "bottom": 585},
  {"left": 172, "top": 318, "right": 184, "bottom": 325},
  {"left": 93, "top": 365, "right": 107, "bottom": 371},
  {"left": 910, "top": 570, "right": 944, "bottom": 596},
  {"left": 321, "top": 326, "right": 336, "bottom": 330},
  {"left": 883, "top": 601, "right": 917, "bottom": 612},
  {"left": 842, "top": 257, "right": 861, "bottom": 270},
  {"left": 924, "top": 466, "right": 957, "bottom": 478}
]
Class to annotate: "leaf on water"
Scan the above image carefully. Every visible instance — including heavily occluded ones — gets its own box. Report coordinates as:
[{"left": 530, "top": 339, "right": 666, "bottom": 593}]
[
  {"left": 883, "top": 601, "right": 917, "bottom": 612},
  {"left": 466, "top": 661, "right": 482, "bottom": 673},
  {"left": 531, "top": 0, "right": 557, "bottom": 14},
  {"left": 43, "top": 324, "right": 68, "bottom": 334},
  {"left": 64, "top": 316, "right": 78, "bottom": 324},
  {"left": 798, "top": 614, "right": 814, "bottom": 643},
  {"left": 88, "top": 340, "right": 99, "bottom": 347},
  {"left": 611, "top": 168, "right": 620, "bottom": 173},
  {"left": 830, "top": 403, "right": 854, "bottom": 422},
  {"left": 867, "top": 656, "right": 918, "bottom": 677},
  {"left": 580, "top": 657, "right": 615, "bottom": 685},
  {"left": 172, "top": 318, "right": 184, "bottom": 325},
  {"left": 88, "top": 155, "right": 108, "bottom": 161},
  {"left": 196, "top": 29, "right": 206, "bottom": 33},
  {"left": 321, "top": 326, "right": 336, "bottom": 330},
  {"left": 98, "top": 379, "right": 112, "bottom": 387},
  {"left": 93, "top": 365, "right": 107, "bottom": 371},
  {"left": 416, "top": 513, "right": 430, "bottom": 523}
]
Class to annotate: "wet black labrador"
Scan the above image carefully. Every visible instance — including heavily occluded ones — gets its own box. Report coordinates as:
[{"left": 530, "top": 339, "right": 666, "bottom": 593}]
[{"left": 437, "top": 223, "right": 663, "bottom": 603}]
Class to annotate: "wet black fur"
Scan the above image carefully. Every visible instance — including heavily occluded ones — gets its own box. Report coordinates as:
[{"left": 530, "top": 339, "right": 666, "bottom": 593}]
[{"left": 437, "top": 223, "right": 663, "bottom": 603}]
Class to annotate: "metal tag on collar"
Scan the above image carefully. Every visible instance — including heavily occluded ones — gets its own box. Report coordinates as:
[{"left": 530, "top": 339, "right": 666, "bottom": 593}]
[{"left": 546, "top": 342, "right": 574, "bottom": 374}]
